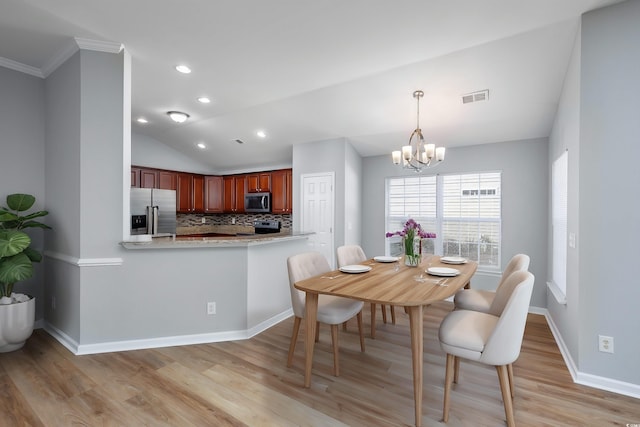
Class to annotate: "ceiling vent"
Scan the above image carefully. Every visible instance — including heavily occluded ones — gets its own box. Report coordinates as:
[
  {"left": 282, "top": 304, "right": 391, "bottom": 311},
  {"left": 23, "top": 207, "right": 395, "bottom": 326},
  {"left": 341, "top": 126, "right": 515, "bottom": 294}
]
[
  {"left": 234, "top": 139, "right": 244, "bottom": 144},
  {"left": 462, "top": 89, "right": 489, "bottom": 104}
]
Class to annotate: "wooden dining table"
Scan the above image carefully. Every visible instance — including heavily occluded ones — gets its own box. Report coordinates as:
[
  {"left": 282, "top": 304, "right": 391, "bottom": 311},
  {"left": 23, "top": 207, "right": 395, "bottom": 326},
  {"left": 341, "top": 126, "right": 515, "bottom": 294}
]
[{"left": 294, "top": 255, "right": 477, "bottom": 427}]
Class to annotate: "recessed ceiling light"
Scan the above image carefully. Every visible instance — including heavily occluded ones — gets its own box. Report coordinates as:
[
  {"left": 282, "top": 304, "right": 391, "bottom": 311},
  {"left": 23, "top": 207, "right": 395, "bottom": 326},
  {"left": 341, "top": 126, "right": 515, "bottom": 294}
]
[
  {"left": 167, "top": 111, "right": 190, "bottom": 123},
  {"left": 136, "top": 117, "right": 148, "bottom": 124},
  {"left": 197, "top": 97, "right": 211, "bottom": 104},
  {"left": 256, "top": 130, "right": 266, "bottom": 138},
  {"left": 196, "top": 142, "right": 207, "bottom": 149},
  {"left": 175, "top": 64, "right": 191, "bottom": 74}
]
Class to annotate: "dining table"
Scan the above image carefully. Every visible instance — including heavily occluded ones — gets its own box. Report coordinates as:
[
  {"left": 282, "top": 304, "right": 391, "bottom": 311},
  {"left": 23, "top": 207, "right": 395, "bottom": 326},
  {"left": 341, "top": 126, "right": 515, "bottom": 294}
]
[{"left": 294, "top": 254, "right": 478, "bottom": 427}]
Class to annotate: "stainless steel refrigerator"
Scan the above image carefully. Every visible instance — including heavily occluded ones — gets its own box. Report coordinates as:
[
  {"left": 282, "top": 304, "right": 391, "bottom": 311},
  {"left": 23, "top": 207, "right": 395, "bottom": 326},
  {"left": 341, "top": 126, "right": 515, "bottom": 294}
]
[{"left": 130, "top": 188, "right": 177, "bottom": 236}]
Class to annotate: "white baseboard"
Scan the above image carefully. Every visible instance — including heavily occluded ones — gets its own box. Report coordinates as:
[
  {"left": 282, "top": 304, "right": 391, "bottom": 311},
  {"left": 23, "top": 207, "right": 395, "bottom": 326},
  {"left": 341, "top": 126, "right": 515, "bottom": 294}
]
[
  {"left": 43, "top": 309, "right": 294, "bottom": 356},
  {"left": 542, "top": 308, "right": 640, "bottom": 399}
]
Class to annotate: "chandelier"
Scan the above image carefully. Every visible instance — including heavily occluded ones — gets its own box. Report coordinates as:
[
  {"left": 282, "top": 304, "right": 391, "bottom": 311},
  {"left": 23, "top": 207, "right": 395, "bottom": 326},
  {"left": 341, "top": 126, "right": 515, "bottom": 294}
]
[{"left": 392, "top": 90, "right": 445, "bottom": 172}]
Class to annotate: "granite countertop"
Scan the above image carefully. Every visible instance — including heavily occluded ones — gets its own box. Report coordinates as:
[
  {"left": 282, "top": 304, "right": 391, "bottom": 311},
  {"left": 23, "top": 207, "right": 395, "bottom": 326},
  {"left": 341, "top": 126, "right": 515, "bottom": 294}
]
[{"left": 121, "top": 230, "right": 311, "bottom": 249}]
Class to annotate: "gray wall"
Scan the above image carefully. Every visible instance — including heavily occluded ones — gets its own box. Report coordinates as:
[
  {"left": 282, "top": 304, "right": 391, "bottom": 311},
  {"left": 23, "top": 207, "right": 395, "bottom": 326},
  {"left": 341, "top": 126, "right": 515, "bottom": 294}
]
[
  {"left": 132, "top": 132, "right": 216, "bottom": 175},
  {"left": 579, "top": 0, "right": 640, "bottom": 385},
  {"left": 0, "top": 67, "right": 46, "bottom": 318},
  {"left": 362, "top": 139, "right": 549, "bottom": 309}
]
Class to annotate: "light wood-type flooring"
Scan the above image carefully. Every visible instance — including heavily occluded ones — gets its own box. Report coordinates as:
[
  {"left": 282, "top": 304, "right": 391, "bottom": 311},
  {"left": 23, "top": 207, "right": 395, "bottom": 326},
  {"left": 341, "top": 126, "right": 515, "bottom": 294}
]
[{"left": 1, "top": 301, "right": 638, "bottom": 426}]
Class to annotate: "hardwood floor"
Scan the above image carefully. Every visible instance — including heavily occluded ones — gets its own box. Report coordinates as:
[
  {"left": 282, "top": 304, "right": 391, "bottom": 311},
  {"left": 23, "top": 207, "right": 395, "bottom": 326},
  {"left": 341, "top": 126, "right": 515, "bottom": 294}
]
[{"left": 1, "top": 301, "right": 638, "bottom": 426}]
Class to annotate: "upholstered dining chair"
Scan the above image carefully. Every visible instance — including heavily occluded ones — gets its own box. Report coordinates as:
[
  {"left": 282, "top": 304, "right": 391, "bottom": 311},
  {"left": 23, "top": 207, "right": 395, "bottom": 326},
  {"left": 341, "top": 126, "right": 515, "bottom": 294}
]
[
  {"left": 439, "top": 270, "right": 535, "bottom": 427},
  {"left": 453, "top": 253, "right": 530, "bottom": 313},
  {"left": 336, "top": 245, "right": 396, "bottom": 338},
  {"left": 287, "top": 252, "right": 365, "bottom": 377}
]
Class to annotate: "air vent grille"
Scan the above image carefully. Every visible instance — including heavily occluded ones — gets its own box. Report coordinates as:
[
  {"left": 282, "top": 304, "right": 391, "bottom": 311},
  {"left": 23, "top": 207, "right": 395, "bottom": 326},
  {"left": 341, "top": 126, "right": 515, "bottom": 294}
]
[
  {"left": 234, "top": 139, "right": 244, "bottom": 144},
  {"left": 462, "top": 89, "right": 489, "bottom": 104}
]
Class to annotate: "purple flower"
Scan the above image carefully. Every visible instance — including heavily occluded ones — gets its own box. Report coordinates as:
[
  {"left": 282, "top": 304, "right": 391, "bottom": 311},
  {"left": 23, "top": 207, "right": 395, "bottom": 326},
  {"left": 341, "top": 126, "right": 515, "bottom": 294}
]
[{"left": 385, "top": 219, "right": 436, "bottom": 239}]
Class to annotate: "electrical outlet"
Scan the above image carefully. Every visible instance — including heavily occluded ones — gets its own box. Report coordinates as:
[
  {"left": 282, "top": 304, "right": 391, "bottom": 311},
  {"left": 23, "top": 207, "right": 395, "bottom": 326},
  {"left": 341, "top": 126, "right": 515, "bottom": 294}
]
[
  {"left": 231, "top": 217, "right": 236, "bottom": 225},
  {"left": 598, "top": 335, "right": 614, "bottom": 353},
  {"left": 207, "top": 301, "right": 216, "bottom": 315},
  {"left": 201, "top": 217, "right": 206, "bottom": 224}
]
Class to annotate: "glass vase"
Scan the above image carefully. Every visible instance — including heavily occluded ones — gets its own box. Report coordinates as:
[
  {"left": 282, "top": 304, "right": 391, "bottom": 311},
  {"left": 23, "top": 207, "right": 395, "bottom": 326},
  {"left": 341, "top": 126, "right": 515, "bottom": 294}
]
[{"left": 404, "top": 237, "right": 422, "bottom": 267}]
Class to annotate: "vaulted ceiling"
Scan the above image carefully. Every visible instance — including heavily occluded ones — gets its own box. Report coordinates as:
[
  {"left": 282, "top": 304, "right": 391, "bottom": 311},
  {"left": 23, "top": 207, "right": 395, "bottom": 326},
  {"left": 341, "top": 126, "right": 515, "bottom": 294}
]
[{"left": 0, "top": 0, "right": 623, "bottom": 173}]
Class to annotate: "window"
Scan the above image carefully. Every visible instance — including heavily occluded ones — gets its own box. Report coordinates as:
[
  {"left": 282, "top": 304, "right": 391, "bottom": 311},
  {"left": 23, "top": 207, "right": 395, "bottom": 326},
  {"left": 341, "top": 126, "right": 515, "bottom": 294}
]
[
  {"left": 551, "top": 151, "right": 568, "bottom": 300},
  {"left": 386, "top": 172, "right": 502, "bottom": 270}
]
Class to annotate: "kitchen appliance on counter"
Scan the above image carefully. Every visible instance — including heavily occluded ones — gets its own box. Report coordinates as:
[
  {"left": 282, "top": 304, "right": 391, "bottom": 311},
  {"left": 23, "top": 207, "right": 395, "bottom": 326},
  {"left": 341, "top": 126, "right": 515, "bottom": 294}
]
[
  {"left": 245, "top": 192, "right": 271, "bottom": 213},
  {"left": 253, "top": 220, "right": 281, "bottom": 234},
  {"left": 130, "top": 188, "right": 176, "bottom": 236}
]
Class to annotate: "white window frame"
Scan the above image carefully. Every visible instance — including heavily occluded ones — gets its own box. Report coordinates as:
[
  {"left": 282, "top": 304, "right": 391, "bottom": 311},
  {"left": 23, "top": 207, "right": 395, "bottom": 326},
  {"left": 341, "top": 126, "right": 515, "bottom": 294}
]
[
  {"left": 548, "top": 150, "right": 568, "bottom": 304},
  {"left": 385, "top": 171, "right": 502, "bottom": 271}
]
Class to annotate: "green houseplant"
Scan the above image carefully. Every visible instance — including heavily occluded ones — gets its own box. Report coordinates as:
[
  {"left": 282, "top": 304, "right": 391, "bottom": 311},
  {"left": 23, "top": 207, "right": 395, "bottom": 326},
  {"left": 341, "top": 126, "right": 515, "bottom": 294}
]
[{"left": 0, "top": 194, "right": 50, "bottom": 352}]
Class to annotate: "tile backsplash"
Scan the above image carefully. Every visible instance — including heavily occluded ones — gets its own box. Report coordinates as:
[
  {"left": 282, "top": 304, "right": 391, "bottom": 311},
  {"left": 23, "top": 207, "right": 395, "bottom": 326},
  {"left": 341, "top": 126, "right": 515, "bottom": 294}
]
[{"left": 177, "top": 213, "right": 292, "bottom": 230}]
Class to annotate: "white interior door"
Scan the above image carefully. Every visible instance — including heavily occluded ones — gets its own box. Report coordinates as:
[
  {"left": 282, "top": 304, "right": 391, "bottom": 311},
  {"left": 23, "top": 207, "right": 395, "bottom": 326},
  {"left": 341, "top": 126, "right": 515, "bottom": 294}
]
[{"left": 300, "top": 172, "right": 335, "bottom": 267}]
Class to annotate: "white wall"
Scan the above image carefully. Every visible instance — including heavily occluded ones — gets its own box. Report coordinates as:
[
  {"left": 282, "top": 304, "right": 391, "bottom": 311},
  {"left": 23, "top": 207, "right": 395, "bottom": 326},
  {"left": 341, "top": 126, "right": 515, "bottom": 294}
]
[
  {"left": 362, "top": 139, "right": 549, "bottom": 308},
  {"left": 0, "top": 67, "right": 46, "bottom": 318}
]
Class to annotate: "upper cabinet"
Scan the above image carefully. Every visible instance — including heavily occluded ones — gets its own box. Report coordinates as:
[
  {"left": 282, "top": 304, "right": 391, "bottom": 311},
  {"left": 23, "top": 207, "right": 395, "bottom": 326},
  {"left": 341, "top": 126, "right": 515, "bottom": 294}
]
[
  {"left": 158, "top": 170, "right": 177, "bottom": 190},
  {"left": 223, "top": 175, "right": 246, "bottom": 213},
  {"left": 131, "top": 166, "right": 158, "bottom": 188},
  {"left": 204, "top": 176, "right": 224, "bottom": 213},
  {"left": 271, "top": 169, "right": 292, "bottom": 213},
  {"left": 247, "top": 172, "right": 271, "bottom": 193},
  {"left": 177, "top": 173, "right": 204, "bottom": 213}
]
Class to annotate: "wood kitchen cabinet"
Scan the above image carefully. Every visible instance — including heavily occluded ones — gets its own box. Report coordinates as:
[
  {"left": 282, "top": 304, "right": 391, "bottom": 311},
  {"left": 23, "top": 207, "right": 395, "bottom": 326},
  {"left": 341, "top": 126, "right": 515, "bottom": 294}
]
[
  {"left": 223, "top": 175, "right": 246, "bottom": 213},
  {"left": 247, "top": 172, "right": 271, "bottom": 193},
  {"left": 204, "top": 176, "right": 224, "bottom": 213},
  {"left": 271, "top": 169, "right": 292, "bottom": 213},
  {"left": 177, "top": 173, "right": 204, "bottom": 213},
  {"left": 158, "top": 170, "right": 177, "bottom": 190},
  {"left": 131, "top": 166, "right": 158, "bottom": 188}
]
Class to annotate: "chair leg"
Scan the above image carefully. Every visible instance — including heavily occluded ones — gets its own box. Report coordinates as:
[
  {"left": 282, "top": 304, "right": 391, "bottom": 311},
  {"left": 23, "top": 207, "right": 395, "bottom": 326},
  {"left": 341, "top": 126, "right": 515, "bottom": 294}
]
[
  {"left": 496, "top": 365, "right": 516, "bottom": 427},
  {"left": 287, "top": 316, "right": 301, "bottom": 367},
  {"left": 331, "top": 324, "right": 340, "bottom": 376},
  {"left": 315, "top": 321, "right": 320, "bottom": 342},
  {"left": 370, "top": 303, "right": 376, "bottom": 339},
  {"left": 342, "top": 321, "right": 348, "bottom": 331},
  {"left": 381, "top": 304, "right": 388, "bottom": 323},
  {"left": 507, "top": 363, "right": 515, "bottom": 398},
  {"left": 453, "top": 356, "right": 460, "bottom": 384},
  {"left": 390, "top": 306, "right": 396, "bottom": 324},
  {"left": 356, "top": 311, "right": 365, "bottom": 352},
  {"left": 443, "top": 353, "right": 455, "bottom": 422}
]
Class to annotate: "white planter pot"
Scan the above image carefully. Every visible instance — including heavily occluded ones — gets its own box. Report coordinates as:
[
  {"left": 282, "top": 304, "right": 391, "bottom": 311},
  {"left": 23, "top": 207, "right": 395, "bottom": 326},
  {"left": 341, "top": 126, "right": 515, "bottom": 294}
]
[{"left": 0, "top": 296, "right": 35, "bottom": 353}]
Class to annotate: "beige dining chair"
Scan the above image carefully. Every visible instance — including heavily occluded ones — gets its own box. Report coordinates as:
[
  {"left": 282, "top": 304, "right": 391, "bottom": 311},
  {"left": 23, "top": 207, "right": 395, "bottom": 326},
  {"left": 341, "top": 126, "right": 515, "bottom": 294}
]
[
  {"left": 287, "top": 251, "right": 365, "bottom": 377},
  {"left": 439, "top": 270, "right": 535, "bottom": 427},
  {"left": 336, "top": 245, "right": 396, "bottom": 338},
  {"left": 453, "top": 253, "right": 530, "bottom": 313}
]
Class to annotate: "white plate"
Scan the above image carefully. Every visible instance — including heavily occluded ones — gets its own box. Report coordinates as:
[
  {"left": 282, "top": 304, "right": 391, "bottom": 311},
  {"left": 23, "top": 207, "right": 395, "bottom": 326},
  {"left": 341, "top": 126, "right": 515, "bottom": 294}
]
[
  {"left": 427, "top": 267, "right": 461, "bottom": 277},
  {"left": 373, "top": 256, "right": 399, "bottom": 263},
  {"left": 339, "top": 265, "right": 372, "bottom": 274},
  {"left": 440, "top": 256, "right": 467, "bottom": 265}
]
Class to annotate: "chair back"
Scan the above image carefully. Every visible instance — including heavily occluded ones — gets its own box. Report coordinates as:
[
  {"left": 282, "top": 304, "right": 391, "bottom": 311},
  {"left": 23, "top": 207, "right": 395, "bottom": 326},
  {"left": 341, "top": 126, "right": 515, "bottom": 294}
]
[
  {"left": 336, "top": 245, "right": 367, "bottom": 267},
  {"left": 481, "top": 271, "right": 534, "bottom": 365},
  {"left": 287, "top": 252, "right": 332, "bottom": 317},
  {"left": 496, "top": 254, "right": 530, "bottom": 289}
]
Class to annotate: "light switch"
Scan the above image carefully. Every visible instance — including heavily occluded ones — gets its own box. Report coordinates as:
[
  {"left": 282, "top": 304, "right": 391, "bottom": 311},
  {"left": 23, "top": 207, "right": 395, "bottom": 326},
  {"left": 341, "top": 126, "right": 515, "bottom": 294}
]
[{"left": 569, "top": 232, "right": 576, "bottom": 248}]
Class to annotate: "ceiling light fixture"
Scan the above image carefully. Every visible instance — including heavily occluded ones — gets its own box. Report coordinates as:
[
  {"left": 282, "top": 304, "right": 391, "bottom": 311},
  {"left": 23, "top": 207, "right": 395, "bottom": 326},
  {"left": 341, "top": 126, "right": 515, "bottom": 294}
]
[
  {"left": 197, "top": 97, "right": 211, "bottom": 104},
  {"left": 196, "top": 142, "right": 206, "bottom": 149},
  {"left": 136, "top": 117, "right": 148, "bottom": 124},
  {"left": 256, "top": 130, "right": 266, "bottom": 138},
  {"left": 175, "top": 64, "right": 191, "bottom": 74},
  {"left": 392, "top": 90, "right": 445, "bottom": 172},
  {"left": 167, "top": 111, "right": 190, "bottom": 123}
]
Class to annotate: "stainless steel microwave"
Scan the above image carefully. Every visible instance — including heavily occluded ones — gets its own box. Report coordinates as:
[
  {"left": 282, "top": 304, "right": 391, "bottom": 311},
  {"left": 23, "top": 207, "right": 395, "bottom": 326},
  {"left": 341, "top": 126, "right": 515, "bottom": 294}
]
[{"left": 244, "top": 192, "right": 271, "bottom": 213}]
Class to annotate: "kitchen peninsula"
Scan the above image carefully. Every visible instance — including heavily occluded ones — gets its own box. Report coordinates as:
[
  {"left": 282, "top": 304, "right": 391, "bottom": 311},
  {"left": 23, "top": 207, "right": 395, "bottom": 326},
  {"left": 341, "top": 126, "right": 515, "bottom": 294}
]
[{"left": 92, "top": 228, "right": 312, "bottom": 356}]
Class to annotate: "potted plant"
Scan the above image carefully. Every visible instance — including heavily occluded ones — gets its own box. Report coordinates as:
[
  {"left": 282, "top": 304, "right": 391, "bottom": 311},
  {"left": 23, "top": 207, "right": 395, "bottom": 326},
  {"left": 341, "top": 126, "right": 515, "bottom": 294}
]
[{"left": 0, "top": 193, "right": 50, "bottom": 352}]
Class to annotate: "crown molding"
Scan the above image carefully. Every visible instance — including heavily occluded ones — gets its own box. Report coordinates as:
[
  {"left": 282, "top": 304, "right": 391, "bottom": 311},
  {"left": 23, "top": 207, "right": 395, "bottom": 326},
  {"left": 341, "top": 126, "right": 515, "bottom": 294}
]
[
  {"left": 40, "top": 37, "right": 124, "bottom": 78},
  {"left": 0, "top": 56, "right": 44, "bottom": 78}
]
